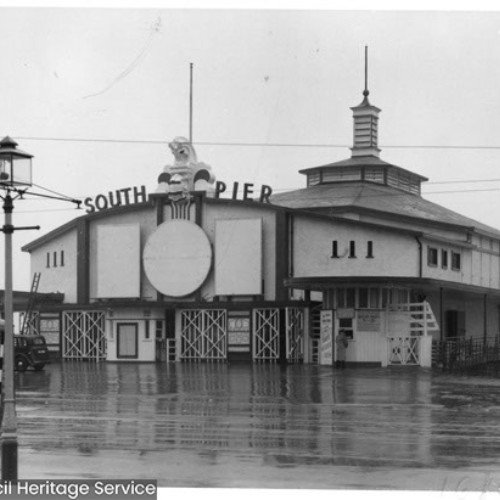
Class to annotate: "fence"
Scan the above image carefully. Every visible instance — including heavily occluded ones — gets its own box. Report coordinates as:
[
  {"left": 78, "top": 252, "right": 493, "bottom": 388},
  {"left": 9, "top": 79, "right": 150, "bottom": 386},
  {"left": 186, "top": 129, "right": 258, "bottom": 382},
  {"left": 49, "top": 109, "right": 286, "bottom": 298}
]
[{"left": 435, "top": 336, "right": 500, "bottom": 376}]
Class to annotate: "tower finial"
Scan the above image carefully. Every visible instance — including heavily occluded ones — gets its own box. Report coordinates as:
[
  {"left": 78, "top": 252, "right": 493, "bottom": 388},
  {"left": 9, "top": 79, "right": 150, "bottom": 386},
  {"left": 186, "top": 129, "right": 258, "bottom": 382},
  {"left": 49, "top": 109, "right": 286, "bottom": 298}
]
[
  {"left": 363, "top": 45, "right": 369, "bottom": 97},
  {"left": 350, "top": 45, "right": 381, "bottom": 158}
]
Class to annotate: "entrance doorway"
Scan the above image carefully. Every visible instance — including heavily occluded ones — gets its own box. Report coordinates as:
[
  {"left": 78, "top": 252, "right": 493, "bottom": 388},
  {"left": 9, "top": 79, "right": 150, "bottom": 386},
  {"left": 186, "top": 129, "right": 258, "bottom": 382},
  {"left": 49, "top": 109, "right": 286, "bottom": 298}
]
[
  {"left": 227, "top": 312, "right": 251, "bottom": 362},
  {"left": 117, "top": 323, "right": 138, "bottom": 359}
]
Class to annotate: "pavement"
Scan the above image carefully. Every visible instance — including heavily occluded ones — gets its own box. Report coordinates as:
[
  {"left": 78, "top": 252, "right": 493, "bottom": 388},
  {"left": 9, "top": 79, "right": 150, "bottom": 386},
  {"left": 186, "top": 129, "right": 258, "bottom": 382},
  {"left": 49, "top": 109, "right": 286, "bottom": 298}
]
[{"left": 8, "top": 361, "right": 500, "bottom": 492}]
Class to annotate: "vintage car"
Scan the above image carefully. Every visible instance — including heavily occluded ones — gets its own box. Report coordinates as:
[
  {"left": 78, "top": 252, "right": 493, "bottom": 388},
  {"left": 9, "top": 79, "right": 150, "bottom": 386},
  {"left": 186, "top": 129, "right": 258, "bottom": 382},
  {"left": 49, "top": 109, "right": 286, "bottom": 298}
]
[{"left": 14, "top": 335, "right": 51, "bottom": 372}]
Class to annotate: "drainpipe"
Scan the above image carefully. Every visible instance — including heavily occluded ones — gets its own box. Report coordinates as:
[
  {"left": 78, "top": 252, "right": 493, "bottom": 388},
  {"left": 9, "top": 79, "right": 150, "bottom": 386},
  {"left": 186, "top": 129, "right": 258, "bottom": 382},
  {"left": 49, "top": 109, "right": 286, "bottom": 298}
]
[
  {"left": 484, "top": 293, "right": 488, "bottom": 343},
  {"left": 415, "top": 236, "right": 423, "bottom": 278},
  {"left": 289, "top": 213, "right": 294, "bottom": 278},
  {"left": 439, "top": 287, "right": 444, "bottom": 342}
]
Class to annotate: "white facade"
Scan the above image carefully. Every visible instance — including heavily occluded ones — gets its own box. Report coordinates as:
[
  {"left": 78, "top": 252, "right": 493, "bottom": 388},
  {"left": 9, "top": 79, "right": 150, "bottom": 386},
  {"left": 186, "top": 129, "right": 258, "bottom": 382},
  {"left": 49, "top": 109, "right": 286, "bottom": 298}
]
[
  {"left": 21, "top": 88, "right": 500, "bottom": 368},
  {"left": 30, "top": 227, "right": 78, "bottom": 303}
]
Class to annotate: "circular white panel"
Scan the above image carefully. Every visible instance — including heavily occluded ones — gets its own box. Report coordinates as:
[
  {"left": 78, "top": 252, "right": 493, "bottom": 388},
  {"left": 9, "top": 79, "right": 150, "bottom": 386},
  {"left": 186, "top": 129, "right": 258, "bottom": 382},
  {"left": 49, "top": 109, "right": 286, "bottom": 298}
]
[{"left": 143, "top": 220, "right": 212, "bottom": 297}]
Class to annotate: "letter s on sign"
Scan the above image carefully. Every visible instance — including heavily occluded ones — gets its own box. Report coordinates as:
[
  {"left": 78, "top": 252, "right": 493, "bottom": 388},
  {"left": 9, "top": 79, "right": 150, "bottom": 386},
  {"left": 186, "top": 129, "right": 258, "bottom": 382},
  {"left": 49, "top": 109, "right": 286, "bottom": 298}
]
[{"left": 84, "top": 197, "right": 96, "bottom": 214}]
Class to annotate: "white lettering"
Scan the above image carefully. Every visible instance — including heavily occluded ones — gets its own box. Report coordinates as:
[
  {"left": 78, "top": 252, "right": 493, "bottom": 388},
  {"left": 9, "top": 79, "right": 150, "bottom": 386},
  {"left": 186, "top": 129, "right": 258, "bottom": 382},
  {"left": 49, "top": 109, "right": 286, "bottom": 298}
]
[{"left": 94, "top": 481, "right": 156, "bottom": 496}]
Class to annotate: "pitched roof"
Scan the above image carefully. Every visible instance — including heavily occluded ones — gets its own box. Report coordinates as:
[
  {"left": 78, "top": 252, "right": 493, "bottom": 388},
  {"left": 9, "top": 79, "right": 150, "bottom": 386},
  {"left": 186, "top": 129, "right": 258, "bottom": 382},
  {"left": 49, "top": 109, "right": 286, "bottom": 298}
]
[{"left": 270, "top": 181, "right": 500, "bottom": 238}]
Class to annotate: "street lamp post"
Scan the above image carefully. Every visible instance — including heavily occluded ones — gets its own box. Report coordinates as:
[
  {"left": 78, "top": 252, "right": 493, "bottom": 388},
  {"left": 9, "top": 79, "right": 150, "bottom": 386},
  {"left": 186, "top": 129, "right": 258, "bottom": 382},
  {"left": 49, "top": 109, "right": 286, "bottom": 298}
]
[
  {"left": 0, "top": 137, "right": 80, "bottom": 481},
  {"left": 2, "top": 189, "right": 17, "bottom": 480},
  {"left": 0, "top": 136, "right": 35, "bottom": 481}
]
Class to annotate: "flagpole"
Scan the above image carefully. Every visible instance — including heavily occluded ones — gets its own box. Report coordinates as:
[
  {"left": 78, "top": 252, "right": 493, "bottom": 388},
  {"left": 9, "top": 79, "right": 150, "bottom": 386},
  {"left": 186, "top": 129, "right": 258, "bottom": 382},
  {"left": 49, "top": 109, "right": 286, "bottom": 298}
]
[{"left": 189, "top": 63, "right": 193, "bottom": 143}]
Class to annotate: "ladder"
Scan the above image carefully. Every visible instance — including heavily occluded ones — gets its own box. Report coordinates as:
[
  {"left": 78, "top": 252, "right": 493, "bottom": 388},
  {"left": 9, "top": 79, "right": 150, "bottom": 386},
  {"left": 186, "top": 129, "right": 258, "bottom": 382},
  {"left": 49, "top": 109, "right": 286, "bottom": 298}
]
[{"left": 20, "top": 272, "right": 41, "bottom": 336}]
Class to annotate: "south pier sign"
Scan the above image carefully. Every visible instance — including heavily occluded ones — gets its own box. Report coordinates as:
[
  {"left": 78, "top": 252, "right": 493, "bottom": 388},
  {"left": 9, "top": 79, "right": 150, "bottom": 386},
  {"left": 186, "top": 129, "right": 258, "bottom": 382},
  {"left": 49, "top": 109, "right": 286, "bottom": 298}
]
[
  {"left": 84, "top": 186, "right": 148, "bottom": 213},
  {"left": 83, "top": 182, "right": 273, "bottom": 214}
]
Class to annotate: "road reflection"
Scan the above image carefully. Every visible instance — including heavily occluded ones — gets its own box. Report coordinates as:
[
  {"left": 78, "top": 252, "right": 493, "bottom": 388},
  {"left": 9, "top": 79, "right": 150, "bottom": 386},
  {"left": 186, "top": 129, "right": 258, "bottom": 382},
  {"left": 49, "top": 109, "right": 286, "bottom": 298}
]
[{"left": 14, "top": 362, "right": 500, "bottom": 481}]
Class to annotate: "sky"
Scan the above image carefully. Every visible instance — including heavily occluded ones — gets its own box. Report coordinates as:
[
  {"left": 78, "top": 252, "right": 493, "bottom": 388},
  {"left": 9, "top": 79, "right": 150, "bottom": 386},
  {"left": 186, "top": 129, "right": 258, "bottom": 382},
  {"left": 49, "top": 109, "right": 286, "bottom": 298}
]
[{"left": 2, "top": 4, "right": 500, "bottom": 291}]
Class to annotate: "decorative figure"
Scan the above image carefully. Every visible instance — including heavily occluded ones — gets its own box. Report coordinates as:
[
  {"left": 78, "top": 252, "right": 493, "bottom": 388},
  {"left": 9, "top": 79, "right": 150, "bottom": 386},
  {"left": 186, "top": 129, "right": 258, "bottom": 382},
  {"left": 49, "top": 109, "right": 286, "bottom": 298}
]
[{"left": 156, "top": 136, "right": 216, "bottom": 198}]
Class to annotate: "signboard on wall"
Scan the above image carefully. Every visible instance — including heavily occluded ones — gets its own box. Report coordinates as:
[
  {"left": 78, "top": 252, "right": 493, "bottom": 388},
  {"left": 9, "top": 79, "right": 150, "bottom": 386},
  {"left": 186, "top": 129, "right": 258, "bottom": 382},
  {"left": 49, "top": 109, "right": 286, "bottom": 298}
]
[
  {"left": 97, "top": 224, "right": 141, "bottom": 298},
  {"left": 215, "top": 219, "right": 262, "bottom": 296},
  {"left": 39, "top": 315, "right": 61, "bottom": 351},
  {"left": 228, "top": 315, "right": 251, "bottom": 353},
  {"left": 357, "top": 311, "right": 381, "bottom": 332},
  {"left": 319, "top": 310, "right": 334, "bottom": 365}
]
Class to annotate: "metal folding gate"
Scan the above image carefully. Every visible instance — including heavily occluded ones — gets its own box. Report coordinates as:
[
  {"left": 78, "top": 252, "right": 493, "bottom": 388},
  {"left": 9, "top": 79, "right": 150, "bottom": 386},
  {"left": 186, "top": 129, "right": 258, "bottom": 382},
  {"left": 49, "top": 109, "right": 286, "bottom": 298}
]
[
  {"left": 180, "top": 309, "right": 227, "bottom": 361},
  {"left": 388, "top": 336, "right": 420, "bottom": 365},
  {"left": 252, "top": 308, "right": 280, "bottom": 362},
  {"left": 286, "top": 307, "right": 305, "bottom": 363},
  {"left": 178, "top": 307, "right": 306, "bottom": 363},
  {"left": 62, "top": 311, "right": 106, "bottom": 360}
]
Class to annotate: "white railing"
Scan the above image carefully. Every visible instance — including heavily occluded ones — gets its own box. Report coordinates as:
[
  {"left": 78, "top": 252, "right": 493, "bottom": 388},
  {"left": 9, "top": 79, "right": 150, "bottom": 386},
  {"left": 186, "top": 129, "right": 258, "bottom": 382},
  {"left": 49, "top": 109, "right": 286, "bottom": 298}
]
[
  {"left": 387, "top": 301, "right": 439, "bottom": 366},
  {"left": 253, "top": 308, "right": 280, "bottom": 362},
  {"left": 387, "top": 336, "right": 420, "bottom": 365},
  {"left": 389, "top": 301, "right": 439, "bottom": 336}
]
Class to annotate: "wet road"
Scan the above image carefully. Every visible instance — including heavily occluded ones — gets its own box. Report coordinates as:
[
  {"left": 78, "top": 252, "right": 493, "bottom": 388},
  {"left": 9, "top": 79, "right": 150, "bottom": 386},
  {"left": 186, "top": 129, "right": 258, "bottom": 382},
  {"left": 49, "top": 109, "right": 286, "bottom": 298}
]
[{"left": 10, "top": 362, "right": 500, "bottom": 490}]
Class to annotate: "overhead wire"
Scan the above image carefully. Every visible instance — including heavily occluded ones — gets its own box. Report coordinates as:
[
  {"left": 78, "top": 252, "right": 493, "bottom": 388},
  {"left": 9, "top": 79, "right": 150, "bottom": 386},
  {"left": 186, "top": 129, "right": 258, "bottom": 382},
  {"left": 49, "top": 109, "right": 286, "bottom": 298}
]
[
  {"left": 15, "top": 135, "right": 500, "bottom": 150},
  {"left": 12, "top": 185, "right": 500, "bottom": 216},
  {"left": 7, "top": 135, "right": 500, "bottom": 213},
  {"left": 14, "top": 175, "right": 500, "bottom": 204}
]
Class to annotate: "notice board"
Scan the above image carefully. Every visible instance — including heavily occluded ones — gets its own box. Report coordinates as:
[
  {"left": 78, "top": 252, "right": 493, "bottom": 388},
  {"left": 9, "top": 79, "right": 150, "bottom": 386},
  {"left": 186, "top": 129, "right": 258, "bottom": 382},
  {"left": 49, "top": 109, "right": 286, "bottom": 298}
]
[{"left": 319, "top": 310, "right": 334, "bottom": 365}]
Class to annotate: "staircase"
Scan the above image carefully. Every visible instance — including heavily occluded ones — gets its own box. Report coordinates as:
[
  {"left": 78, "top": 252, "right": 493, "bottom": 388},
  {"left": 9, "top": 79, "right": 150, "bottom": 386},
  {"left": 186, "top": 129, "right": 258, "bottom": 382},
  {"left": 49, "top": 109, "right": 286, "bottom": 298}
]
[
  {"left": 387, "top": 301, "right": 439, "bottom": 366},
  {"left": 20, "top": 272, "right": 41, "bottom": 336},
  {"left": 390, "top": 301, "right": 439, "bottom": 336}
]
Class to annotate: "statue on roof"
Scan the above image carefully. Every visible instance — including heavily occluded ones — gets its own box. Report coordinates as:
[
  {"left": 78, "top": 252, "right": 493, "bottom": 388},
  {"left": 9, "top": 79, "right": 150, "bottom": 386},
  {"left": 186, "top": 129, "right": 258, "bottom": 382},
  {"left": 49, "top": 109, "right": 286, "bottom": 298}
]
[{"left": 155, "top": 137, "right": 216, "bottom": 197}]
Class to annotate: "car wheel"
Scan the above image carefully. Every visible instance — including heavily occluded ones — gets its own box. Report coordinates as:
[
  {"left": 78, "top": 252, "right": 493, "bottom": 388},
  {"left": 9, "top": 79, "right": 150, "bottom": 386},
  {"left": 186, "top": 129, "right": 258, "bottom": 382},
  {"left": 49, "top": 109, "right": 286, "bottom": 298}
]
[
  {"left": 34, "top": 364, "right": 45, "bottom": 371},
  {"left": 16, "top": 357, "right": 28, "bottom": 372}
]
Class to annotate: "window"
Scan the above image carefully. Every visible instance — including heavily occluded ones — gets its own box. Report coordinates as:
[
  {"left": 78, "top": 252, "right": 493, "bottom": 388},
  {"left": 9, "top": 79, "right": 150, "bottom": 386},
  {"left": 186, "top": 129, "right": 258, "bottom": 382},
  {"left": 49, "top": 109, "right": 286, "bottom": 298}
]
[
  {"left": 451, "top": 252, "right": 461, "bottom": 271},
  {"left": 60, "top": 250, "right": 65, "bottom": 267},
  {"left": 427, "top": 247, "right": 438, "bottom": 267},
  {"left": 348, "top": 241, "right": 356, "bottom": 258},
  {"left": 331, "top": 240, "right": 339, "bottom": 258},
  {"left": 358, "top": 288, "right": 368, "bottom": 308},
  {"left": 382, "top": 288, "right": 410, "bottom": 307},
  {"left": 322, "top": 167, "right": 361, "bottom": 183},
  {"left": 364, "top": 167, "right": 384, "bottom": 184},
  {"left": 369, "top": 288, "right": 379, "bottom": 308},
  {"left": 358, "top": 288, "right": 380, "bottom": 309},
  {"left": 46, "top": 253, "right": 50, "bottom": 268},
  {"left": 338, "top": 318, "right": 354, "bottom": 340},
  {"left": 441, "top": 249, "right": 448, "bottom": 269},
  {"left": 155, "top": 320, "right": 164, "bottom": 339},
  {"left": 53, "top": 251, "right": 57, "bottom": 268},
  {"left": 336, "top": 288, "right": 346, "bottom": 308},
  {"left": 346, "top": 288, "right": 355, "bottom": 308},
  {"left": 336, "top": 288, "right": 356, "bottom": 309},
  {"left": 366, "top": 241, "right": 374, "bottom": 258},
  {"left": 307, "top": 172, "right": 321, "bottom": 186},
  {"left": 145, "top": 320, "right": 150, "bottom": 340}
]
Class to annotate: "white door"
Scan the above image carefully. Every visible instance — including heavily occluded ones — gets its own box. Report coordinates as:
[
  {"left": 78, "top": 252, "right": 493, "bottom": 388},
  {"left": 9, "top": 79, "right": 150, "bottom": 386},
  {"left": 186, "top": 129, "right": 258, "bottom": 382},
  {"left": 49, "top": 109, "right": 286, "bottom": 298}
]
[{"left": 117, "top": 323, "right": 138, "bottom": 359}]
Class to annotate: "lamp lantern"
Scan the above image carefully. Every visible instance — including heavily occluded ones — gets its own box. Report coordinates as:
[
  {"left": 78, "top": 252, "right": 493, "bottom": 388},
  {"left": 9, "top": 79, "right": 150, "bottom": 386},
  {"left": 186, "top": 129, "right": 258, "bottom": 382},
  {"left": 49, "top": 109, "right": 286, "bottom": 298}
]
[{"left": 0, "top": 136, "right": 33, "bottom": 188}]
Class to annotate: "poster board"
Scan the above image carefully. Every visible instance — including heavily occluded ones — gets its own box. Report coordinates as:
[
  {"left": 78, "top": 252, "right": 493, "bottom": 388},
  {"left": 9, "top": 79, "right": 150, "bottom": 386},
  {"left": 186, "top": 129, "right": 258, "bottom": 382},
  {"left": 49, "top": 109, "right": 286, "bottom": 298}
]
[
  {"left": 227, "top": 315, "right": 251, "bottom": 353},
  {"left": 215, "top": 219, "right": 262, "bottom": 296},
  {"left": 319, "top": 310, "right": 334, "bottom": 365},
  {"left": 357, "top": 311, "right": 381, "bottom": 332},
  {"left": 97, "top": 224, "right": 141, "bottom": 298}
]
